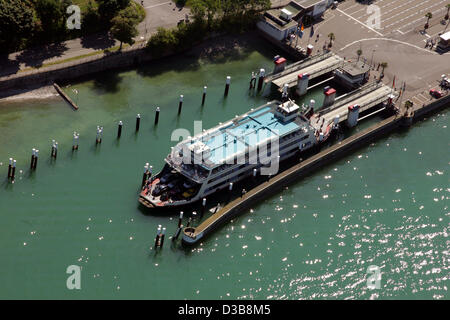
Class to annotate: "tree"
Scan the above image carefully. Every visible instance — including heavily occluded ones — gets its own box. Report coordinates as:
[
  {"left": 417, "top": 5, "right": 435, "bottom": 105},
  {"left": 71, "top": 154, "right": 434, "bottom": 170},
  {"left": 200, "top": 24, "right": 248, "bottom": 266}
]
[
  {"left": 357, "top": 49, "right": 363, "bottom": 61},
  {"left": 445, "top": 4, "right": 450, "bottom": 20},
  {"left": 98, "top": 0, "right": 131, "bottom": 21},
  {"left": 328, "top": 32, "right": 335, "bottom": 47},
  {"left": 424, "top": 12, "right": 432, "bottom": 29},
  {"left": 110, "top": 13, "right": 138, "bottom": 50},
  {"left": 0, "top": 0, "right": 35, "bottom": 51},
  {"left": 34, "top": 0, "right": 67, "bottom": 37}
]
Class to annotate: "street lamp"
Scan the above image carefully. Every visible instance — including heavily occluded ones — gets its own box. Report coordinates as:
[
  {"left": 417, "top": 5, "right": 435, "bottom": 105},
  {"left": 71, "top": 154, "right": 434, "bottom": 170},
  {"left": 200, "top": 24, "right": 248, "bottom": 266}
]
[{"left": 370, "top": 49, "right": 376, "bottom": 70}]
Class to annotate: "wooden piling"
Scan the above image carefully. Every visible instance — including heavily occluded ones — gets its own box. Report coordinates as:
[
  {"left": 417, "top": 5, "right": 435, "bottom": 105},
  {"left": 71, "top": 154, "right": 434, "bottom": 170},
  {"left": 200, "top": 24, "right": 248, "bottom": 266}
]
[
  {"left": 178, "top": 95, "right": 183, "bottom": 115},
  {"left": 224, "top": 76, "right": 231, "bottom": 97},
  {"left": 202, "top": 86, "right": 207, "bottom": 105},
  {"left": 154, "top": 107, "right": 160, "bottom": 125},
  {"left": 53, "top": 83, "right": 79, "bottom": 111},
  {"left": 136, "top": 114, "right": 141, "bottom": 132}
]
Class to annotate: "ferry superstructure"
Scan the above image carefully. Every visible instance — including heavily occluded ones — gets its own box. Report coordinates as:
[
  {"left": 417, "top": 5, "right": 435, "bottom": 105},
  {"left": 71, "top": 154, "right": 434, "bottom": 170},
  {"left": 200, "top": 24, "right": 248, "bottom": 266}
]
[{"left": 139, "top": 100, "right": 334, "bottom": 209}]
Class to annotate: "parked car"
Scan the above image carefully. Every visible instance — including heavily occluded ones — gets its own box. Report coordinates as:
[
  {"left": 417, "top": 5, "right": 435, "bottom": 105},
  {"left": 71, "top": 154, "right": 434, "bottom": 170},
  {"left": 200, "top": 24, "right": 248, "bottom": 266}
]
[{"left": 429, "top": 89, "right": 443, "bottom": 98}]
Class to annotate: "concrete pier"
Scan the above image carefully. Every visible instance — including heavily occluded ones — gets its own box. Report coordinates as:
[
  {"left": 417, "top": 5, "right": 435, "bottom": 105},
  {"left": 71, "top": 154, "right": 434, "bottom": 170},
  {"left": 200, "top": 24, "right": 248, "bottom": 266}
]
[
  {"left": 266, "top": 52, "right": 343, "bottom": 91},
  {"left": 182, "top": 95, "right": 450, "bottom": 246}
]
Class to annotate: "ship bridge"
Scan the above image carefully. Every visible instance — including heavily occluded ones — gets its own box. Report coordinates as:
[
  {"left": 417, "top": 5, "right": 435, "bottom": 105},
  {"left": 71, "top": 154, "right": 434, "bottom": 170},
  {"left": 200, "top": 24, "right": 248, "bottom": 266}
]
[
  {"left": 266, "top": 52, "right": 344, "bottom": 90},
  {"left": 315, "top": 82, "right": 396, "bottom": 126}
]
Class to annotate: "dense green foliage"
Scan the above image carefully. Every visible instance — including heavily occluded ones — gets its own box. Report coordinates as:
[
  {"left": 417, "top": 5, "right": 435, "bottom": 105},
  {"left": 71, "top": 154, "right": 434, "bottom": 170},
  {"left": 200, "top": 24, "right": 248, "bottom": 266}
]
[
  {"left": 147, "top": 0, "right": 270, "bottom": 57},
  {"left": 110, "top": 4, "right": 145, "bottom": 49},
  {"left": 0, "top": 0, "right": 144, "bottom": 53},
  {"left": 0, "top": 0, "right": 36, "bottom": 51}
]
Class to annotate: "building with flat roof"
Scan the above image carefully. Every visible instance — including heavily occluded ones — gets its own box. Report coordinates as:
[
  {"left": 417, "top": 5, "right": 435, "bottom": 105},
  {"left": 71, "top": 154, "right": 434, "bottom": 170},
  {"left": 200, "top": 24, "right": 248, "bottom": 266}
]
[
  {"left": 334, "top": 60, "right": 370, "bottom": 89},
  {"left": 257, "top": 1, "right": 303, "bottom": 41},
  {"left": 296, "top": 0, "right": 331, "bottom": 18}
]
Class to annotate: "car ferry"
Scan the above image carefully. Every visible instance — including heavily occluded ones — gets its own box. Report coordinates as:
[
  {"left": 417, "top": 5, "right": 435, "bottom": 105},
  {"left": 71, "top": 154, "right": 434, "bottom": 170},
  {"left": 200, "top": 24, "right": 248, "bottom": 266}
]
[{"left": 139, "top": 100, "right": 335, "bottom": 209}]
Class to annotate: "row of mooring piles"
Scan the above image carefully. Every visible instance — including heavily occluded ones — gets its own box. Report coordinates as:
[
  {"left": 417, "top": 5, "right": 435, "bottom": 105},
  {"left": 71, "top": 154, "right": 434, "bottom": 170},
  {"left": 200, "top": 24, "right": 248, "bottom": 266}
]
[
  {"left": 168, "top": 197, "right": 207, "bottom": 244},
  {"left": 7, "top": 158, "right": 17, "bottom": 182},
  {"left": 5, "top": 74, "right": 235, "bottom": 184},
  {"left": 154, "top": 225, "right": 166, "bottom": 249},
  {"left": 249, "top": 69, "right": 266, "bottom": 92}
]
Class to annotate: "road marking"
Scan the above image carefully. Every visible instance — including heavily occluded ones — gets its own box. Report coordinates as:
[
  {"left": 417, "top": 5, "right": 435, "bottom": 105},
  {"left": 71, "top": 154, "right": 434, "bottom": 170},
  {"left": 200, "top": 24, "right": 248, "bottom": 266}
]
[
  {"left": 145, "top": 1, "right": 171, "bottom": 9},
  {"left": 393, "top": 6, "right": 447, "bottom": 32},
  {"left": 397, "top": 29, "right": 405, "bottom": 35},
  {"left": 339, "top": 38, "right": 440, "bottom": 55},
  {"left": 336, "top": 8, "right": 384, "bottom": 37}
]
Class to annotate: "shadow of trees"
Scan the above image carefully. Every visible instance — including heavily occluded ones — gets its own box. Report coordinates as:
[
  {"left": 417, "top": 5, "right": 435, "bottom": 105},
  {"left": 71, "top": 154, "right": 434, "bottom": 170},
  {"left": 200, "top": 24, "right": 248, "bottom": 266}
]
[
  {"left": 92, "top": 71, "right": 123, "bottom": 94},
  {"left": 15, "top": 42, "right": 68, "bottom": 69},
  {"left": 80, "top": 32, "right": 116, "bottom": 51}
]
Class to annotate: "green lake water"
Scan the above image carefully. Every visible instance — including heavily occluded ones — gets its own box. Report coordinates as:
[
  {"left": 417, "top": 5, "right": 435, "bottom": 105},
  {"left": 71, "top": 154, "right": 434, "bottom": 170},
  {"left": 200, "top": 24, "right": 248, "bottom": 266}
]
[{"left": 0, "top": 38, "right": 448, "bottom": 299}]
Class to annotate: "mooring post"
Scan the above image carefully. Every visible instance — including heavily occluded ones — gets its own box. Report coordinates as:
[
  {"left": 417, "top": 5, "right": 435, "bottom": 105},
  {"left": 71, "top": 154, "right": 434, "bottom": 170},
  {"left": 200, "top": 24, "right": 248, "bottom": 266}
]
[
  {"left": 11, "top": 159, "right": 16, "bottom": 181},
  {"left": 224, "top": 76, "right": 231, "bottom": 97},
  {"left": 141, "top": 163, "right": 149, "bottom": 189},
  {"left": 228, "top": 182, "right": 233, "bottom": 202},
  {"left": 186, "top": 217, "right": 192, "bottom": 228},
  {"left": 202, "top": 86, "right": 207, "bottom": 105},
  {"left": 257, "top": 68, "right": 265, "bottom": 91},
  {"left": 72, "top": 132, "right": 79, "bottom": 151},
  {"left": 30, "top": 149, "right": 36, "bottom": 170},
  {"left": 33, "top": 150, "right": 39, "bottom": 170},
  {"left": 178, "top": 211, "right": 184, "bottom": 228},
  {"left": 154, "top": 107, "right": 160, "bottom": 125},
  {"left": 54, "top": 142, "right": 58, "bottom": 159},
  {"left": 136, "top": 114, "right": 141, "bottom": 132},
  {"left": 201, "top": 198, "right": 206, "bottom": 217},
  {"left": 51, "top": 140, "right": 56, "bottom": 159},
  {"left": 7, "top": 158, "right": 12, "bottom": 179},
  {"left": 178, "top": 95, "right": 184, "bottom": 115},
  {"left": 160, "top": 227, "right": 166, "bottom": 248},
  {"left": 96, "top": 126, "right": 103, "bottom": 145},
  {"left": 117, "top": 121, "right": 123, "bottom": 139},
  {"left": 154, "top": 225, "right": 161, "bottom": 249}
]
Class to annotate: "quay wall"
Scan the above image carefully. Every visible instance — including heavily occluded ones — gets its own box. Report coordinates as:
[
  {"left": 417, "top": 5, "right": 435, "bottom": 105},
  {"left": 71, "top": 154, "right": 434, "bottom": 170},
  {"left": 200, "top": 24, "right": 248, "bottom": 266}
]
[
  {"left": 187, "top": 95, "right": 450, "bottom": 244},
  {"left": 0, "top": 48, "right": 151, "bottom": 94}
]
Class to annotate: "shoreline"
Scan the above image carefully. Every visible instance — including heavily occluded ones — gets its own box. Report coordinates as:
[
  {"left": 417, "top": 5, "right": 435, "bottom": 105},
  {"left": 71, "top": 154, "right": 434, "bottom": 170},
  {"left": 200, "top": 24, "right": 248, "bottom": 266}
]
[
  {"left": 0, "top": 31, "right": 264, "bottom": 103},
  {"left": 0, "top": 85, "right": 59, "bottom": 103}
]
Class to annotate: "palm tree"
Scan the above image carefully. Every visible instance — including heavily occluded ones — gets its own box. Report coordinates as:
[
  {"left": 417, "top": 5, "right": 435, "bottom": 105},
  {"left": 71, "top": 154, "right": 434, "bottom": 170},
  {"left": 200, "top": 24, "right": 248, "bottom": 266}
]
[
  {"left": 328, "top": 33, "right": 335, "bottom": 48},
  {"left": 445, "top": 4, "right": 450, "bottom": 20},
  {"left": 425, "top": 12, "right": 433, "bottom": 29},
  {"left": 356, "top": 49, "right": 363, "bottom": 61}
]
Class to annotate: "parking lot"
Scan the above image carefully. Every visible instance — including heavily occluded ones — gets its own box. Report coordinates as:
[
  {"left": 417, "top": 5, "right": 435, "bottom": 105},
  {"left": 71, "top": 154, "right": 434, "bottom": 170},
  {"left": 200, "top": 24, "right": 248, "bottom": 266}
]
[{"left": 337, "top": 0, "right": 449, "bottom": 37}]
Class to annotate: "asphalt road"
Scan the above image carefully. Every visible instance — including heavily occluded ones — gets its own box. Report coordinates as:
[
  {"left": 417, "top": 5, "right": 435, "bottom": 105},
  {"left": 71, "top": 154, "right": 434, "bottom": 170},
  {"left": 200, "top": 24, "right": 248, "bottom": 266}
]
[
  {"left": 290, "top": 0, "right": 450, "bottom": 103},
  {"left": 1, "top": 1, "right": 190, "bottom": 78}
]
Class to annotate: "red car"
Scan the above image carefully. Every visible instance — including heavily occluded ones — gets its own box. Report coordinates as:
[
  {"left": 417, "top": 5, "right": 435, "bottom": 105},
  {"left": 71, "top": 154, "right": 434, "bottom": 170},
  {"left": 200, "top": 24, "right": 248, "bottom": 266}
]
[{"left": 429, "top": 89, "right": 443, "bottom": 98}]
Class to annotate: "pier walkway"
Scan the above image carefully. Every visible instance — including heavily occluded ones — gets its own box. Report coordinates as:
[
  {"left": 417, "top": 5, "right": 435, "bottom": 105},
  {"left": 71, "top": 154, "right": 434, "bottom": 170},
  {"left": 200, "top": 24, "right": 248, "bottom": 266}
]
[
  {"left": 266, "top": 52, "right": 343, "bottom": 90},
  {"left": 183, "top": 114, "right": 402, "bottom": 245},
  {"left": 182, "top": 94, "right": 449, "bottom": 245},
  {"left": 317, "top": 82, "right": 395, "bottom": 124}
]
